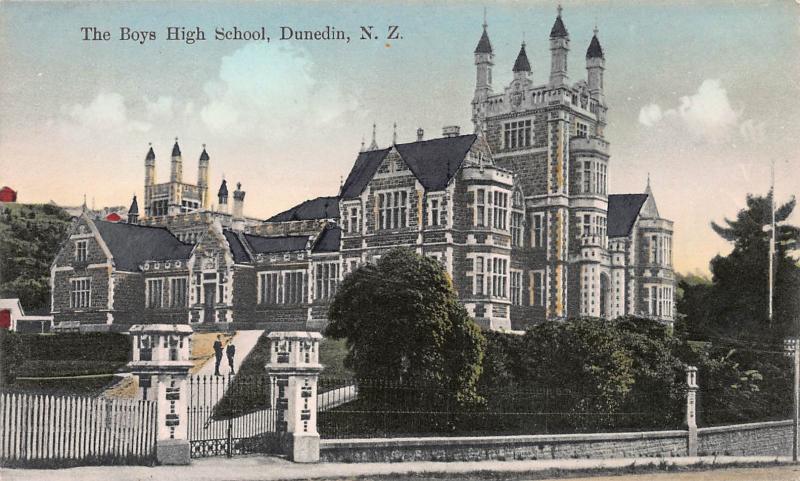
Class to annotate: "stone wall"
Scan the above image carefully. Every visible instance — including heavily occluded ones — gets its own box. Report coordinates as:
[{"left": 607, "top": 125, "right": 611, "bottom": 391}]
[
  {"left": 698, "top": 420, "right": 792, "bottom": 457},
  {"left": 320, "top": 431, "right": 688, "bottom": 463},
  {"left": 320, "top": 419, "right": 794, "bottom": 463}
]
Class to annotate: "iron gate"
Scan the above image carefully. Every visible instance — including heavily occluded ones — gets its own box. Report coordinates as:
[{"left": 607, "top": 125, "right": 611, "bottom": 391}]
[{"left": 187, "top": 374, "right": 284, "bottom": 458}]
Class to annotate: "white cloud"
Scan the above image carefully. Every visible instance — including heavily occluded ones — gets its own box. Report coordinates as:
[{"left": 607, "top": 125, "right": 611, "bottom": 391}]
[
  {"left": 144, "top": 96, "right": 175, "bottom": 122},
  {"left": 61, "top": 92, "right": 151, "bottom": 133},
  {"left": 199, "top": 43, "right": 358, "bottom": 140},
  {"left": 638, "top": 79, "right": 761, "bottom": 145}
]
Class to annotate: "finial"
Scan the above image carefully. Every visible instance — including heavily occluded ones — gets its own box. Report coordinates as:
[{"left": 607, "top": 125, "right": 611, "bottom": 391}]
[
  {"left": 647, "top": 172, "right": 651, "bottom": 188},
  {"left": 82, "top": 194, "right": 87, "bottom": 209},
  {"left": 237, "top": 182, "right": 242, "bottom": 190},
  {"left": 360, "top": 136, "right": 365, "bottom": 152},
  {"left": 557, "top": 4, "right": 563, "bottom": 17},
  {"left": 202, "top": 143, "right": 206, "bottom": 149},
  {"left": 148, "top": 142, "right": 152, "bottom": 147},
  {"left": 340, "top": 175, "right": 344, "bottom": 188},
  {"left": 594, "top": 18, "right": 599, "bottom": 36},
  {"left": 392, "top": 122, "right": 398, "bottom": 144},
  {"left": 482, "top": 7, "right": 487, "bottom": 29},
  {"left": 175, "top": 136, "right": 178, "bottom": 143},
  {"left": 522, "top": 31, "right": 526, "bottom": 47}
]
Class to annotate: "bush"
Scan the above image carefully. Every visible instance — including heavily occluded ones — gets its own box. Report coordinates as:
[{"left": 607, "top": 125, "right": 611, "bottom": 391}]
[{"left": 22, "top": 332, "right": 130, "bottom": 362}]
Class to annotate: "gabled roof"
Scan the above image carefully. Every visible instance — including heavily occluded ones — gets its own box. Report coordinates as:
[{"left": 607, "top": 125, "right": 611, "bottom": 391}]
[
  {"left": 550, "top": 15, "right": 568, "bottom": 38},
  {"left": 267, "top": 196, "right": 340, "bottom": 222},
  {"left": 474, "top": 27, "right": 493, "bottom": 54},
  {"left": 93, "top": 220, "right": 193, "bottom": 271},
  {"left": 586, "top": 34, "right": 604, "bottom": 59},
  {"left": 394, "top": 134, "right": 477, "bottom": 191},
  {"left": 243, "top": 233, "right": 309, "bottom": 254},
  {"left": 340, "top": 148, "right": 391, "bottom": 199},
  {"left": 512, "top": 43, "right": 531, "bottom": 72},
  {"left": 312, "top": 225, "right": 341, "bottom": 253},
  {"left": 223, "top": 230, "right": 251, "bottom": 263},
  {"left": 607, "top": 194, "right": 648, "bottom": 238}
]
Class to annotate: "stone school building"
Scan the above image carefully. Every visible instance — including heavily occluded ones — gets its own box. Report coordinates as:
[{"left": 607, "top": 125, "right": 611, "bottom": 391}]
[{"left": 50, "top": 7, "right": 675, "bottom": 332}]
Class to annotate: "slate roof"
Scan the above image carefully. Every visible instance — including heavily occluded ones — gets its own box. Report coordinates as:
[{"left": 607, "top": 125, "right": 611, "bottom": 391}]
[
  {"left": 128, "top": 195, "right": 139, "bottom": 215},
  {"left": 607, "top": 194, "right": 648, "bottom": 238},
  {"left": 550, "top": 15, "right": 568, "bottom": 38},
  {"left": 586, "top": 35, "right": 604, "bottom": 59},
  {"left": 243, "top": 233, "right": 309, "bottom": 254},
  {"left": 513, "top": 44, "right": 531, "bottom": 72},
  {"left": 171, "top": 141, "right": 181, "bottom": 157},
  {"left": 199, "top": 148, "right": 209, "bottom": 161},
  {"left": 218, "top": 179, "right": 228, "bottom": 198},
  {"left": 93, "top": 220, "right": 193, "bottom": 271},
  {"left": 223, "top": 230, "right": 251, "bottom": 263},
  {"left": 340, "top": 148, "right": 391, "bottom": 199},
  {"left": 395, "top": 134, "right": 477, "bottom": 191},
  {"left": 312, "top": 225, "right": 341, "bottom": 253},
  {"left": 267, "top": 196, "right": 340, "bottom": 222},
  {"left": 145, "top": 146, "right": 155, "bottom": 160},
  {"left": 474, "top": 27, "right": 493, "bottom": 54}
]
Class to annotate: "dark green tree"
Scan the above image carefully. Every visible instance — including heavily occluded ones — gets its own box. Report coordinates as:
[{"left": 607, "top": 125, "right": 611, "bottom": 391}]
[
  {"left": 326, "top": 248, "right": 485, "bottom": 405},
  {"left": 0, "top": 204, "right": 72, "bottom": 311},
  {"left": 703, "top": 193, "right": 799, "bottom": 340}
]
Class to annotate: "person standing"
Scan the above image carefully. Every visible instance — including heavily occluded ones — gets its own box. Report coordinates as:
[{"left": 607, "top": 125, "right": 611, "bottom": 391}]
[
  {"left": 213, "top": 335, "right": 223, "bottom": 376},
  {"left": 226, "top": 342, "right": 236, "bottom": 375}
]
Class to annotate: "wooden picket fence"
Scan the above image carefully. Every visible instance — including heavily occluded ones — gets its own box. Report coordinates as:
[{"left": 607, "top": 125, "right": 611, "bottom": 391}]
[{"left": 0, "top": 392, "right": 156, "bottom": 467}]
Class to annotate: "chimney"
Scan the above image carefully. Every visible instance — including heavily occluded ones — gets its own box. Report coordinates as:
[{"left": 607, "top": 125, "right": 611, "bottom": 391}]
[
  {"left": 416, "top": 128, "right": 424, "bottom": 142},
  {"left": 442, "top": 125, "right": 461, "bottom": 138},
  {"left": 232, "top": 182, "right": 246, "bottom": 231}
]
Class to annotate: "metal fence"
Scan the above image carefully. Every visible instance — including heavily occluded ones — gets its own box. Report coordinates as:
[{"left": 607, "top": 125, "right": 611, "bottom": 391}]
[{"left": 317, "top": 377, "right": 686, "bottom": 439}]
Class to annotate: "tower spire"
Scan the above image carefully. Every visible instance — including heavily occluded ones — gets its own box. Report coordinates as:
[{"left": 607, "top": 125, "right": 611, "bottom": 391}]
[{"left": 368, "top": 123, "right": 379, "bottom": 150}]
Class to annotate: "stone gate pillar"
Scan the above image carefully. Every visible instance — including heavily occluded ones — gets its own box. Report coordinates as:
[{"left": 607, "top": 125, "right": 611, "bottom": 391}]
[
  {"left": 129, "top": 324, "right": 194, "bottom": 465},
  {"left": 265, "top": 331, "right": 324, "bottom": 463},
  {"left": 685, "top": 365, "right": 699, "bottom": 456}
]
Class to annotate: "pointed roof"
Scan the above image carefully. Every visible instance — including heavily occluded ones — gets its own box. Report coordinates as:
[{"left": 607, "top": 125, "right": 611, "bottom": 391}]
[
  {"left": 607, "top": 194, "right": 648, "bottom": 237},
  {"left": 199, "top": 145, "right": 209, "bottom": 161},
  {"left": 550, "top": 8, "right": 569, "bottom": 38},
  {"left": 267, "top": 196, "right": 341, "bottom": 222},
  {"left": 218, "top": 179, "right": 228, "bottom": 198},
  {"left": 128, "top": 195, "right": 139, "bottom": 215},
  {"left": 512, "top": 43, "right": 531, "bottom": 72},
  {"left": 145, "top": 145, "right": 155, "bottom": 161},
  {"left": 340, "top": 148, "right": 391, "bottom": 199},
  {"left": 586, "top": 33, "right": 604, "bottom": 59},
  {"left": 641, "top": 179, "right": 660, "bottom": 218},
  {"left": 474, "top": 26, "right": 493, "bottom": 54},
  {"left": 171, "top": 139, "right": 181, "bottom": 157}
]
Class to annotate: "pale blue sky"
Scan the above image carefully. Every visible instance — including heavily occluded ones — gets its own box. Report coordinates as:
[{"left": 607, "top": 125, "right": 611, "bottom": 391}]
[{"left": 1, "top": 1, "right": 799, "bottom": 273}]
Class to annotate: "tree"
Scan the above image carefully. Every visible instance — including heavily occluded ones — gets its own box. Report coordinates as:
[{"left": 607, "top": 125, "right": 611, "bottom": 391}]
[
  {"left": 701, "top": 193, "right": 799, "bottom": 340},
  {"left": 0, "top": 204, "right": 72, "bottom": 311},
  {"left": 325, "top": 248, "right": 485, "bottom": 405}
]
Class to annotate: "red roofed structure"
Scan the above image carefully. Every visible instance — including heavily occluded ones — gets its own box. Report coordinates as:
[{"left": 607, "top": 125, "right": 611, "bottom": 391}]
[
  {"left": 105, "top": 212, "right": 122, "bottom": 222},
  {"left": 0, "top": 186, "right": 17, "bottom": 202}
]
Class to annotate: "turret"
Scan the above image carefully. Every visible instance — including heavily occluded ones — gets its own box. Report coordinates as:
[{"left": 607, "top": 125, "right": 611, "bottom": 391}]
[
  {"left": 170, "top": 138, "right": 182, "bottom": 183},
  {"left": 512, "top": 42, "right": 532, "bottom": 82},
  {"left": 144, "top": 144, "right": 156, "bottom": 186},
  {"left": 198, "top": 145, "right": 210, "bottom": 209},
  {"left": 549, "top": 5, "right": 570, "bottom": 87},
  {"left": 217, "top": 179, "right": 229, "bottom": 214},
  {"left": 127, "top": 194, "right": 139, "bottom": 224},
  {"left": 586, "top": 27, "right": 605, "bottom": 102},
  {"left": 232, "top": 182, "right": 246, "bottom": 232},
  {"left": 472, "top": 18, "right": 494, "bottom": 132}
]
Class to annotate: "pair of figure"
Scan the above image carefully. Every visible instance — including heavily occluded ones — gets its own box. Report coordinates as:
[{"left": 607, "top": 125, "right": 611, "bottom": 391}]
[{"left": 213, "top": 335, "right": 236, "bottom": 375}]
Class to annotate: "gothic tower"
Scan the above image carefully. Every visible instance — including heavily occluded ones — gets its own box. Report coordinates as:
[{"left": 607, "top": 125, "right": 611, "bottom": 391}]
[
  {"left": 143, "top": 144, "right": 155, "bottom": 218},
  {"left": 471, "top": 18, "right": 494, "bottom": 133},
  {"left": 549, "top": 5, "right": 570, "bottom": 86},
  {"left": 586, "top": 27, "right": 606, "bottom": 105},
  {"left": 198, "top": 145, "right": 210, "bottom": 209}
]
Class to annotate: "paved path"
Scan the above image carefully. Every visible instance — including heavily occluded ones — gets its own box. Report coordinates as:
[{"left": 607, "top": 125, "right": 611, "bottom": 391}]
[
  {"left": 196, "top": 330, "right": 263, "bottom": 377},
  {"left": 3, "top": 456, "right": 793, "bottom": 481}
]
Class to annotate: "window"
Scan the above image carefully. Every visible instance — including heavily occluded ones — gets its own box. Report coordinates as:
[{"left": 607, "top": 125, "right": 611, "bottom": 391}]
[
  {"left": 151, "top": 199, "right": 168, "bottom": 217},
  {"left": 583, "top": 214, "right": 591, "bottom": 236},
  {"left": 474, "top": 257, "right": 485, "bottom": 295},
  {"left": 348, "top": 207, "right": 360, "bottom": 233},
  {"left": 511, "top": 212, "right": 524, "bottom": 246},
  {"left": 75, "top": 240, "right": 88, "bottom": 262},
  {"left": 503, "top": 119, "right": 532, "bottom": 149},
  {"left": 576, "top": 122, "right": 588, "bottom": 138},
  {"left": 169, "top": 277, "right": 188, "bottom": 308},
  {"left": 532, "top": 213, "right": 545, "bottom": 247},
  {"left": 491, "top": 257, "right": 508, "bottom": 298},
  {"left": 377, "top": 190, "right": 409, "bottom": 230},
  {"left": 583, "top": 161, "right": 591, "bottom": 193},
  {"left": 492, "top": 191, "right": 508, "bottom": 230},
  {"left": 429, "top": 198, "right": 440, "bottom": 226},
  {"left": 70, "top": 278, "right": 91, "bottom": 308},
  {"left": 510, "top": 270, "right": 522, "bottom": 305},
  {"left": 531, "top": 271, "right": 545, "bottom": 306},
  {"left": 476, "top": 189, "right": 486, "bottom": 227},
  {"left": 259, "top": 271, "right": 308, "bottom": 305},
  {"left": 315, "top": 262, "right": 339, "bottom": 301},
  {"left": 650, "top": 235, "right": 659, "bottom": 264},
  {"left": 146, "top": 279, "right": 164, "bottom": 309}
]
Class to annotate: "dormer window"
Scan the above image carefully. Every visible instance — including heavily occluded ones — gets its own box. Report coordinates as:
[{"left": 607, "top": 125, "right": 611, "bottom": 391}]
[{"left": 75, "top": 240, "right": 88, "bottom": 262}]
